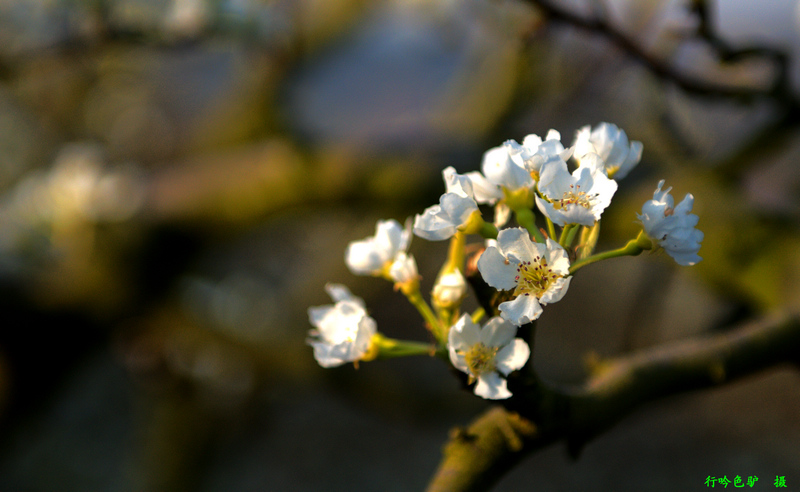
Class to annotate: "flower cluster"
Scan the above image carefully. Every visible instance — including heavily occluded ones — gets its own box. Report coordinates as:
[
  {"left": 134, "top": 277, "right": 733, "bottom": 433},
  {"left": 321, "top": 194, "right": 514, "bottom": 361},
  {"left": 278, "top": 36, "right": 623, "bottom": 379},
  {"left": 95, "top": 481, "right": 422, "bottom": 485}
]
[{"left": 307, "top": 122, "right": 703, "bottom": 400}]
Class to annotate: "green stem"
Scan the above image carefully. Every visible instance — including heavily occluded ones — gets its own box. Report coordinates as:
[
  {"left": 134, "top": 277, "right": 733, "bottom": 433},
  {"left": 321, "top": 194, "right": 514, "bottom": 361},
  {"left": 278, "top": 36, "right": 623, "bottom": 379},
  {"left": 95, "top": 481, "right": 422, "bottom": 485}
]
[
  {"left": 405, "top": 288, "right": 447, "bottom": 344},
  {"left": 479, "top": 221, "right": 498, "bottom": 239},
  {"left": 568, "top": 233, "right": 648, "bottom": 275},
  {"left": 564, "top": 223, "right": 580, "bottom": 248},
  {"left": 445, "top": 231, "right": 466, "bottom": 274},
  {"left": 558, "top": 224, "right": 575, "bottom": 247},
  {"left": 514, "top": 208, "right": 545, "bottom": 243},
  {"left": 545, "top": 216, "right": 557, "bottom": 242},
  {"left": 463, "top": 211, "right": 497, "bottom": 239},
  {"left": 373, "top": 334, "right": 436, "bottom": 359},
  {"left": 576, "top": 222, "right": 601, "bottom": 260}
]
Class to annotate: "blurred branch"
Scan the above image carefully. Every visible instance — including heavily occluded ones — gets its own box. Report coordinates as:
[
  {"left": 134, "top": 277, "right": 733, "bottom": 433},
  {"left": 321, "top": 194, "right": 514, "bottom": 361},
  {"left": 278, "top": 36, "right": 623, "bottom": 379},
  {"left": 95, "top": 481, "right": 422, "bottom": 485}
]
[
  {"left": 427, "top": 312, "right": 800, "bottom": 492},
  {"left": 525, "top": 0, "right": 798, "bottom": 106},
  {"left": 522, "top": 0, "right": 800, "bottom": 182}
]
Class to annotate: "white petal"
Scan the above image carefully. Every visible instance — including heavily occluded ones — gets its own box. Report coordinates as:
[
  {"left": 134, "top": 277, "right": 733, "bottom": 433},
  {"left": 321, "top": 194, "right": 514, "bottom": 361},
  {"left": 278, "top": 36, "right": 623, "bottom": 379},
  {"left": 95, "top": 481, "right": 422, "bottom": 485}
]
[
  {"left": 324, "top": 283, "right": 363, "bottom": 306},
  {"left": 482, "top": 146, "right": 532, "bottom": 191},
  {"left": 572, "top": 125, "right": 593, "bottom": 158},
  {"left": 398, "top": 217, "right": 413, "bottom": 252},
  {"left": 538, "top": 276, "right": 571, "bottom": 305},
  {"left": 477, "top": 246, "right": 518, "bottom": 291},
  {"left": 345, "top": 239, "right": 386, "bottom": 275},
  {"left": 499, "top": 294, "right": 543, "bottom": 325},
  {"left": 373, "top": 219, "right": 404, "bottom": 258},
  {"left": 474, "top": 372, "right": 512, "bottom": 400},
  {"left": 535, "top": 194, "right": 568, "bottom": 227},
  {"left": 308, "top": 305, "right": 333, "bottom": 328},
  {"left": 496, "top": 227, "right": 545, "bottom": 263},
  {"left": 614, "top": 140, "right": 642, "bottom": 179},
  {"left": 673, "top": 193, "right": 695, "bottom": 216},
  {"left": 443, "top": 166, "right": 474, "bottom": 198},
  {"left": 495, "top": 339, "right": 530, "bottom": 375},
  {"left": 480, "top": 316, "right": 517, "bottom": 348},
  {"left": 448, "top": 344, "right": 469, "bottom": 374},
  {"left": 309, "top": 340, "right": 347, "bottom": 368},
  {"left": 465, "top": 171, "right": 503, "bottom": 204},
  {"left": 432, "top": 269, "right": 467, "bottom": 305},
  {"left": 440, "top": 192, "right": 478, "bottom": 228},
  {"left": 493, "top": 202, "right": 511, "bottom": 228},
  {"left": 536, "top": 157, "right": 571, "bottom": 198},
  {"left": 544, "top": 238, "right": 571, "bottom": 275},
  {"left": 549, "top": 201, "right": 596, "bottom": 227},
  {"left": 413, "top": 205, "right": 456, "bottom": 241},
  {"left": 576, "top": 152, "right": 606, "bottom": 174},
  {"left": 389, "top": 252, "right": 418, "bottom": 283},
  {"left": 449, "top": 313, "right": 481, "bottom": 351},
  {"left": 544, "top": 129, "right": 561, "bottom": 142}
]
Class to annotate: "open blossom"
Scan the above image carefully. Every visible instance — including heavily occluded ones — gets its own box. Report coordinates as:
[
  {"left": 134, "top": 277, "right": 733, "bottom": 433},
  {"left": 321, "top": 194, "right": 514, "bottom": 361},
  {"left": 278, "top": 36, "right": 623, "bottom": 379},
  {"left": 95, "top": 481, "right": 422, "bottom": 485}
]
[
  {"left": 477, "top": 228, "right": 571, "bottom": 325},
  {"left": 307, "top": 284, "right": 377, "bottom": 368},
  {"left": 480, "top": 145, "right": 534, "bottom": 194},
  {"left": 346, "top": 219, "right": 414, "bottom": 280},
  {"left": 448, "top": 314, "right": 530, "bottom": 400},
  {"left": 638, "top": 180, "right": 703, "bottom": 266},
  {"left": 505, "top": 129, "right": 573, "bottom": 181},
  {"left": 573, "top": 122, "right": 642, "bottom": 180},
  {"left": 535, "top": 157, "right": 617, "bottom": 226},
  {"left": 414, "top": 167, "right": 480, "bottom": 241}
]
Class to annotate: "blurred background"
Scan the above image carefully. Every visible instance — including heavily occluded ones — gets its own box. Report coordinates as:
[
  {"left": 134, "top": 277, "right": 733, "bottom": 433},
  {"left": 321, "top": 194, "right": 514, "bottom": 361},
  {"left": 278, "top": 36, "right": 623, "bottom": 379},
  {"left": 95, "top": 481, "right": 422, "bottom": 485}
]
[{"left": 0, "top": 0, "right": 798, "bottom": 490}]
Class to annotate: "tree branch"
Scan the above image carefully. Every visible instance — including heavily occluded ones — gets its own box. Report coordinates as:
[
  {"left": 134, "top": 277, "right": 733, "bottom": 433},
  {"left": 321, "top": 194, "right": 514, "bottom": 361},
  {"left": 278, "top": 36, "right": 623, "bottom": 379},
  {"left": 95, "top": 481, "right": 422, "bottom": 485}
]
[
  {"left": 427, "top": 313, "right": 800, "bottom": 492},
  {"left": 524, "top": 0, "right": 799, "bottom": 109}
]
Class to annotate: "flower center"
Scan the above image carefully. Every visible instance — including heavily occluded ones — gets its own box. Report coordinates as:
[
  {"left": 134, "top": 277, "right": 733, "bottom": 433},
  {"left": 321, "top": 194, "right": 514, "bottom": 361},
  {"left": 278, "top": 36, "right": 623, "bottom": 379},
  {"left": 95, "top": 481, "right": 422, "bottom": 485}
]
[
  {"left": 552, "top": 184, "right": 596, "bottom": 210},
  {"left": 329, "top": 325, "right": 359, "bottom": 345},
  {"left": 464, "top": 343, "right": 498, "bottom": 378},
  {"left": 513, "top": 255, "right": 560, "bottom": 298}
]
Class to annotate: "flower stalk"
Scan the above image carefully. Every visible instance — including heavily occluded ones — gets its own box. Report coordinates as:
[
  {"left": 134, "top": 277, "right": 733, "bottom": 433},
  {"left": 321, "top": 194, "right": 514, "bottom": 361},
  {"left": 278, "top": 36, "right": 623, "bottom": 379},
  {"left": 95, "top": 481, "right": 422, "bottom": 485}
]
[{"left": 568, "top": 230, "right": 650, "bottom": 275}]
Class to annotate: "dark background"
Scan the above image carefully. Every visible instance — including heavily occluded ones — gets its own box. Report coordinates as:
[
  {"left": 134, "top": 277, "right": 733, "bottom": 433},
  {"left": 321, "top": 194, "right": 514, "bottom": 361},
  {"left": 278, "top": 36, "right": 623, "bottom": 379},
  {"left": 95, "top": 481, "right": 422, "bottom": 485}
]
[{"left": 0, "top": 1, "right": 797, "bottom": 490}]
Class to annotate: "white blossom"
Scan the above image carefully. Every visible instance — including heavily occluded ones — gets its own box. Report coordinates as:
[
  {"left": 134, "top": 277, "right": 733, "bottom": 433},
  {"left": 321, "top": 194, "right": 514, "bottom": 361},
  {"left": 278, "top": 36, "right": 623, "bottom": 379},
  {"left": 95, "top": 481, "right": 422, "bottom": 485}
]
[
  {"left": 448, "top": 314, "right": 530, "bottom": 400},
  {"left": 573, "top": 122, "right": 642, "bottom": 179},
  {"left": 346, "top": 219, "right": 412, "bottom": 276},
  {"left": 481, "top": 145, "right": 533, "bottom": 193},
  {"left": 307, "top": 284, "right": 377, "bottom": 368},
  {"left": 505, "top": 129, "right": 573, "bottom": 180},
  {"left": 413, "top": 167, "right": 480, "bottom": 241},
  {"left": 638, "top": 180, "right": 703, "bottom": 266},
  {"left": 535, "top": 157, "right": 617, "bottom": 226},
  {"left": 477, "top": 228, "right": 571, "bottom": 325}
]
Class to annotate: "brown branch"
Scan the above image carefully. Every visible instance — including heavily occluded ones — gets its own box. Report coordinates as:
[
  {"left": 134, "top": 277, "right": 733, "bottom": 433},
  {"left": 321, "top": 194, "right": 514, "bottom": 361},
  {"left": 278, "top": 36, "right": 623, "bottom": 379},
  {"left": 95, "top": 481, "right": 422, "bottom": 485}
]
[
  {"left": 427, "top": 313, "right": 800, "bottom": 492},
  {"left": 524, "top": 0, "right": 799, "bottom": 109}
]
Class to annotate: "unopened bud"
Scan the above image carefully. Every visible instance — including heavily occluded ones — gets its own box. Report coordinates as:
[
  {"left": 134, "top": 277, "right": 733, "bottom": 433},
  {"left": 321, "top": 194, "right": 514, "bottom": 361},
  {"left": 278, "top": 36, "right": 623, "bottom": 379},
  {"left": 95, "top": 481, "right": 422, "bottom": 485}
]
[{"left": 432, "top": 269, "right": 468, "bottom": 309}]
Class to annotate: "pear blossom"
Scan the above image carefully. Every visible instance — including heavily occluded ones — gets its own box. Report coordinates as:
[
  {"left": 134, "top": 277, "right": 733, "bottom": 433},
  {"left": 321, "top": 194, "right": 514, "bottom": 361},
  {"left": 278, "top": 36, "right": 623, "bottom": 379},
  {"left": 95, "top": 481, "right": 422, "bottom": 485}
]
[
  {"left": 535, "top": 157, "right": 617, "bottom": 226},
  {"left": 505, "top": 129, "right": 573, "bottom": 181},
  {"left": 448, "top": 314, "right": 530, "bottom": 399},
  {"left": 432, "top": 268, "right": 468, "bottom": 308},
  {"left": 480, "top": 145, "right": 534, "bottom": 193},
  {"left": 638, "top": 180, "right": 703, "bottom": 266},
  {"left": 573, "top": 122, "right": 642, "bottom": 179},
  {"left": 477, "top": 228, "right": 571, "bottom": 325},
  {"left": 414, "top": 167, "right": 480, "bottom": 241},
  {"left": 388, "top": 251, "right": 419, "bottom": 283},
  {"left": 307, "top": 284, "right": 377, "bottom": 368},
  {"left": 346, "top": 219, "right": 412, "bottom": 277}
]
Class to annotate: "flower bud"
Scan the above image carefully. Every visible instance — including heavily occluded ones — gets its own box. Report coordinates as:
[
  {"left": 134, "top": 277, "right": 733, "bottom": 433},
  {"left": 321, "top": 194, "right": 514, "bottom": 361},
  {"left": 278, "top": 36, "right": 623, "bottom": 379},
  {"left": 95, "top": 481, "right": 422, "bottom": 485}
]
[{"left": 432, "top": 269, "right": 468, "bottom": 309}]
